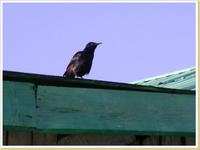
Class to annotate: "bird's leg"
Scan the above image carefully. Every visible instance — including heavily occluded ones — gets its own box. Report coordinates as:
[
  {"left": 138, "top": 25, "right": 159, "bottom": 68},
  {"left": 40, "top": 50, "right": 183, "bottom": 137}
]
[{"left": 76, "top": 76, "right": 83, "bottom": 79}]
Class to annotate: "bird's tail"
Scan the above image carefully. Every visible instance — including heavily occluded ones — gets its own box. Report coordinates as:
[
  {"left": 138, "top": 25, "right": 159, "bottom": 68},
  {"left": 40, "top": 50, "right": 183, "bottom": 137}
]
[
  {"left": 63, "top": 72, "right": 67, "bottom": 77},
  {"left": 63, "top": 70, "right": 75, "bottom": 78}
]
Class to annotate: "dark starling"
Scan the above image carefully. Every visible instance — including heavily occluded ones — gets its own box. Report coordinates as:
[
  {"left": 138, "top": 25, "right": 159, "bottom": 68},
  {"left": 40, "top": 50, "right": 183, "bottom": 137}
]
[{"left": 63, "top": 42, "right": 102, "bottom": 78}]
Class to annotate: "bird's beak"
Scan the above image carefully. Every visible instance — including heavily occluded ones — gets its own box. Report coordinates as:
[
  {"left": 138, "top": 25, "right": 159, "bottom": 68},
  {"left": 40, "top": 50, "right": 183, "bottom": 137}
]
[{"left": 96, "top": 42, "right": 102, "bottom": 45}]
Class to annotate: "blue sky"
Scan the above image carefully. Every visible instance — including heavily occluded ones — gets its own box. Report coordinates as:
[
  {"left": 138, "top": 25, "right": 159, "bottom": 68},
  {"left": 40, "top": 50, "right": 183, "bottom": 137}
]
[{"left": 3, "top": 2, "right": 196, "bottom": 83}]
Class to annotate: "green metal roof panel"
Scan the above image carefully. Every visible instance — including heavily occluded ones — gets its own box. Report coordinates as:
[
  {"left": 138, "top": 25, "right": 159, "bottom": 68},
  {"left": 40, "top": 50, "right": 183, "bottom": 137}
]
[{"left": 132, "top": 67, "right": 195, "bottom": 91}]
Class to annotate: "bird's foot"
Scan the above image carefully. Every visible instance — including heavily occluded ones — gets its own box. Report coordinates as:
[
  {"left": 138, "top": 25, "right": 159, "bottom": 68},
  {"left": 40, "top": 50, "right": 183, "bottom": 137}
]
[{"left": 76, "top": 76, "right": 83, "bottom": 79}]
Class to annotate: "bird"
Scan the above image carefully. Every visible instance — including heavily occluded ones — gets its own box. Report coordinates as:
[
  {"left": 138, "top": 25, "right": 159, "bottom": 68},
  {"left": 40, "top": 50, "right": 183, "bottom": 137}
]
[{"left": 63, "top": 42, "right": 102, "bottom": 78}]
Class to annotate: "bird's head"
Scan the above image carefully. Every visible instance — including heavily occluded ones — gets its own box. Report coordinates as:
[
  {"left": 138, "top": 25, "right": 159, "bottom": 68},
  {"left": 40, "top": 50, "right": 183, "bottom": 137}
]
[{"left": 85, "top": 42, "right": 102, "bottom": 50}]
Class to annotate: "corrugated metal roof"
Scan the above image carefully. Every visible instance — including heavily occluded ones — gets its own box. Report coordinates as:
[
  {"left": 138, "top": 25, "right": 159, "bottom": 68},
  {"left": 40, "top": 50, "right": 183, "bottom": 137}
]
[{"left": 132, "top": 67, "right": 196, "bottom": 91}]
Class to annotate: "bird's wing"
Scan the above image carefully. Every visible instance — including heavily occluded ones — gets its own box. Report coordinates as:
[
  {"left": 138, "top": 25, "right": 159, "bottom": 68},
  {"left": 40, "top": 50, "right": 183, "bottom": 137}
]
[
  {"left": 63, "top": 51, "right": 82, "bottom": 78},
  {"left": 67, "top": 51, "right": 82, "bottom": 69}
]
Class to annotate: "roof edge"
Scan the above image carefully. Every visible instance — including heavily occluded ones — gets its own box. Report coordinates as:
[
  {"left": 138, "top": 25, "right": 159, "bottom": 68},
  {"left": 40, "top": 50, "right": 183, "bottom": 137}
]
[
  {"left": 131, "top": 67, "right": 195, "bottom": 84},
  {"left": 3, "top": 70, "right": 195, "bottom": 95}
]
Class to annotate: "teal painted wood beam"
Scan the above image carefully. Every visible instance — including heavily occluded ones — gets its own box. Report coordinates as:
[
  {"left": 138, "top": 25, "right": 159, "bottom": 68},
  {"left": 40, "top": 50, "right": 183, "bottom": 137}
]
[{"left": 3, "top": 71, "right": 195, "bottom": 136}]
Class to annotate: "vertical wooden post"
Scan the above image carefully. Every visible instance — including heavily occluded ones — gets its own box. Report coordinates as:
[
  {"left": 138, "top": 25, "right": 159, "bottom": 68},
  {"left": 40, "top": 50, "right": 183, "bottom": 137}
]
[
  {"left": 7, "top": 131, "right": 32, "bottom": 145},
  {"left": 185, "top": 136, "right": 195, "bottom": 145},
  {"left": 32, "top": 133, "right": 57, "bottom": 145},
  {"left": 3, "top": 131, "right": 8, "bottom": 145}
]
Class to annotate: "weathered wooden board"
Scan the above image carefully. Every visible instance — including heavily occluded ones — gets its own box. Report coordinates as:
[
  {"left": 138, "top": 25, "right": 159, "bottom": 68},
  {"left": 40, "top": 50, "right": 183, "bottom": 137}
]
[
  {"left": 3, "top": 76, "right": 195, "bottom": 136},
  {"left": 35, "top": 85, "right": 195, "bottom": 136},
  {"left": 3, "top": 81, "right": 36, "bottom": 130}
]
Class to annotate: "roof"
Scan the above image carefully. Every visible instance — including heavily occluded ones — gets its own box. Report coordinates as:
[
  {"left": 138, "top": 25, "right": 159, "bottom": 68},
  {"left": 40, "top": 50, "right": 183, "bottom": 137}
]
[{"left": 132, "top": 67, "right": 196, "bottom": 91}]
